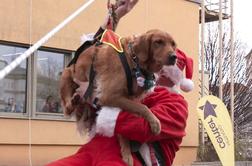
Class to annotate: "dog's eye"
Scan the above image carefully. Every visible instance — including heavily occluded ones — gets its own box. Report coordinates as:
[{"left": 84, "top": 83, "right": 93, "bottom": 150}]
[
  {"left": 154, "top": 39, "right": 164, "bottom": 46},
  {"left": 171, "top": 40, "right": 176, "bottom": 47}
]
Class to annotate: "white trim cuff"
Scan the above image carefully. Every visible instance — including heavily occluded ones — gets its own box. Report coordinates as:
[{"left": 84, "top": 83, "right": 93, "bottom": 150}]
[{"left": 96, "top": 106, "right": 122, "bottom": 137}]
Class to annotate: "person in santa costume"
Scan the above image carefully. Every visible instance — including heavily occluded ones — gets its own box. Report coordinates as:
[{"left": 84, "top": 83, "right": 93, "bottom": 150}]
[
  {"left": 46, "top": 47, "right": 194, "bottom": 166},
  {"left": 47, "top": 0, "right": 195, "bottom": 165}
]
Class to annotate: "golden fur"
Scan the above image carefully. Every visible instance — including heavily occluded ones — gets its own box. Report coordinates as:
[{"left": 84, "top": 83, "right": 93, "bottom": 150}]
[{"left": 60, "top": 29, "right": 176, "bottom": 165}]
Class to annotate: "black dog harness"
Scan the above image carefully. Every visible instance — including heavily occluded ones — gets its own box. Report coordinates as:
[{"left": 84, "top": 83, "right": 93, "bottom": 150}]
[
  {"left": 82, "top": 29, "right": 134, "bottom": 108},
  {"left": 130, "top": 141, "right": 166, "bottom": 166},
  {"left": 69, "top": 29, "right": 154, "bottom": 100},
  {"left": 118, "top": 52, "right": 134, "bottom": 95},
  {"left": 68, "top": 29, "right": 164, "bottom": 165}
]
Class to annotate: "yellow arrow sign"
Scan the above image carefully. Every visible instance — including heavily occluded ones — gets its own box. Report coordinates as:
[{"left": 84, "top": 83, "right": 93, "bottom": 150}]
[{"left": 197, "top": 95, "right": 234, "bottom": 166}]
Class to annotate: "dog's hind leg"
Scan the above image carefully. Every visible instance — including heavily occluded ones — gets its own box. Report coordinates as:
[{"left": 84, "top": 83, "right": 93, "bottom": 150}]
[
  {"left": 118, "top": 135, "right": 133, "bottom": 166},
  {"left": 60, "top": 67, "right": 78, "bottom": 115}
]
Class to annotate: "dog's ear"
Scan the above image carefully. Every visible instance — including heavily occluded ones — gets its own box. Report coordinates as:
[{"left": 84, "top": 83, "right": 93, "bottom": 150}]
[{"left": 132, "top": 32, "right": 153, "bottom": 62}]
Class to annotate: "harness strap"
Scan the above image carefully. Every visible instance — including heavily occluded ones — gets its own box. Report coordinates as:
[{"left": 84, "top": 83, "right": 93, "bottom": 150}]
[
  {"left": 67, "top": 40, "right": 94, "bottom": 67},
  {"left": 134, "top": 151, "right": 147, "bottom": 166},
  {"left": 118, "top": 52, "right": 133, "bottom": 96},
  {"left": 67, "top": 27, "right": 105, "bottom": 67},
  {"left": 83, "top": 60, "right": 96, "bottom": 100},
  {"left": 130, "top": 141, "right": 147, "bottom": 166},
  {"left": 82, "top": 42, "right": 133, "bottom": 107},
  {"left": 130, "top": 141, "right": 165, "bottom": 166},
  {"left": 152, "top": 142, "right": 165, "bottom": 166},
  {"left": 92, "top": 97, "right": 101, "bottom": 110}
]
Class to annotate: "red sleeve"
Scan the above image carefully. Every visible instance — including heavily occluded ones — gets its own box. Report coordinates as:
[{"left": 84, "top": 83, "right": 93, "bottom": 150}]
[{"left": 114, "top": 87, "right": 188, "bottom": 143}]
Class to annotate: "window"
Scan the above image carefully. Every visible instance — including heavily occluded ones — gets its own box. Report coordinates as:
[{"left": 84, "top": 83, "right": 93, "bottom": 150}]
[
  {"left": 36, "top": 50, "right": 65, "bottom": 115},
  {"left": 0, "top": 44, "right": 27, "bottom": 114},
  {"left": 0, "top": 42, "right": 72, "bottom": 119}
]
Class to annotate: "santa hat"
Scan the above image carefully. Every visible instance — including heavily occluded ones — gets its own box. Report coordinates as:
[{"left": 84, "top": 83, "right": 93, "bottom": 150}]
[{"left": 175, "top": 48, "right": 194, "bottom": 92}]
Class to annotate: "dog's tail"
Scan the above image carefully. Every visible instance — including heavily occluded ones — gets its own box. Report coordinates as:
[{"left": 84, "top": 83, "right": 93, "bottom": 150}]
[{"left": 75, "top": 103, "right": 97, "bottom": 135}]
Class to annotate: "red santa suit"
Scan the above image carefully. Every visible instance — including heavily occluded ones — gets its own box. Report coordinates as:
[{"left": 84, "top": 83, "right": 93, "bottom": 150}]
[
  {"left": 46, "top": 86, "right": 188, "bottom": 166},
  {"left": 47, "top": 48, "right": 194, "bottom": 166}
]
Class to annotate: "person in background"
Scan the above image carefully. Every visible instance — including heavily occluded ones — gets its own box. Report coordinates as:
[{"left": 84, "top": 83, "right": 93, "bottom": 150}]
[
  {"left": 5, "top": 97, "right": 17, "bottom": 112},
  {"left": 42, "top": 95, "right": 57, "bottom": 113}
]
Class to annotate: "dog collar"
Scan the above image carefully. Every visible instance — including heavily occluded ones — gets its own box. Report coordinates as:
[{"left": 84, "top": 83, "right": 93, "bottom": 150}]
[{"left": 128, "top": 43, "right": 155, "bottom": 90}]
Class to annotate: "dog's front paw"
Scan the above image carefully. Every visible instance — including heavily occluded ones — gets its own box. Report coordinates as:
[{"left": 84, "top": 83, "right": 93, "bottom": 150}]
[
  {"left": 150, "top": 117, "right": 161, "bottom": 135},
  {"left": 71, "top": 93, "right": 81, "bottom": 105},
  {"left": 65, "top": 101, "right": 74, "bottom": 115}
]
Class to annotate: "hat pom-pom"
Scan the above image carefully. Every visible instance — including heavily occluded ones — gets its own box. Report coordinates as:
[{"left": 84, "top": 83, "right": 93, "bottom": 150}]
[{"left": 180, "top": 78, "right": 194, "bottom": 92}]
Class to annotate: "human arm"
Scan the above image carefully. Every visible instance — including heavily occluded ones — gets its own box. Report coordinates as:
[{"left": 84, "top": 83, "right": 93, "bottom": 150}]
[
  {"left": 96, "top": 87, "right": 189, "bottom": 143},
  {"left": 79, "top": 0, "right": 138, "bottom": 53},
  {"left": 100, "top": 0, "right": 139, "bottom": 30}
]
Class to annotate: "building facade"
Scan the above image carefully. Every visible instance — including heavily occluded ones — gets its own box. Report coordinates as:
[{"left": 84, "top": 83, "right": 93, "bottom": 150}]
[{"left": 0, "top": 0, "right": 200, "bottom": 165}]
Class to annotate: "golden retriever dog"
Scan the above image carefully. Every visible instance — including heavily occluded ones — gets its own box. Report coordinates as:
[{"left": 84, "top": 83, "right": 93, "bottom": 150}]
[{"left": 60, "top": 29, "right": 177, "bottom": 165}]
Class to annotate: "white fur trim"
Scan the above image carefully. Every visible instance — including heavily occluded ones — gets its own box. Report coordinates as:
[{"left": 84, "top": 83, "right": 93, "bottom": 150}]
[
  {"left": 96, "top": 106, "right": 122, "bottom": 137},
  {"left": 148, "top": 86, "right": 155, "bottom": 93},
  {"left": 180, "top": 78, "right": 194, "bottom": 92},
  {"left": 139, "top": 144, "right": 152, "bottom": 166},
  {"left": 80, "top": 33, "right": 95, "bottom": 44},
  {"left": 167, "top": 86, "right": 180, "bottom": 94},
  {"left": 162, "top": 65, "right": 183, "bottom": 85}
]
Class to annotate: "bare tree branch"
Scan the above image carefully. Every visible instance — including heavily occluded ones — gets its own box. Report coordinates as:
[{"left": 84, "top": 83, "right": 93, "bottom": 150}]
[{"left": 199, "top": 24, "right": 252, "bottom": 160}]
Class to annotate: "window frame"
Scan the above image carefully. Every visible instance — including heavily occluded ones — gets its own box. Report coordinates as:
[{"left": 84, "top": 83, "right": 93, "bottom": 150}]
[
  {"left": 0, "top": 41, "right": 30, "bottom": 118},
  {"left": 0, "top": 41, "right": 74, "bottom": 121},
  {"left": 33, "top": 47, "right": 73, "bottom": 120}
]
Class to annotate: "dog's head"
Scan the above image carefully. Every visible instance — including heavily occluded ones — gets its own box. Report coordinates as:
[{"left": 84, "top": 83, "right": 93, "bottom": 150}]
[{"left": 132, "top": 29, "right": 177, "bottom": 72}]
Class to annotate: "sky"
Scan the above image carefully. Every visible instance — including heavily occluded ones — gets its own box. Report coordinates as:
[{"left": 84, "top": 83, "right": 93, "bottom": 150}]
[
  {"left": 205, "top": 0, "right": 252, "bottom": 53},
  {"left": 234, "top": 0, "right": 252, "bottom": 52}
]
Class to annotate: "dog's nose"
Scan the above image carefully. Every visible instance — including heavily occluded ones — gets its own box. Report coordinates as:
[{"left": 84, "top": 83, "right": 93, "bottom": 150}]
[{"left": 167, "top": 53, "right": 177, "bottom": 65}]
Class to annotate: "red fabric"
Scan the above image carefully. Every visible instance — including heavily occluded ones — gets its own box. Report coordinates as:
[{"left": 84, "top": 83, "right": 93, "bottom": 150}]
[
  {"left": 46, "top": 87, "right": 188, "bottom": 166},
  {"left": 100, "top": 29, "right": 123, "bottom": 52},
  {"left": 46, "top": 135, "right": 143, "bottom": 166},
  {"left": 176, "top": 49, "right": 193, "bottom": 80},
  {"left": 115, "top": 86, "right": 188, "bottom": 165},
  {"left": 47, "top": 135, "right": 141, "bottom": 166}
]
